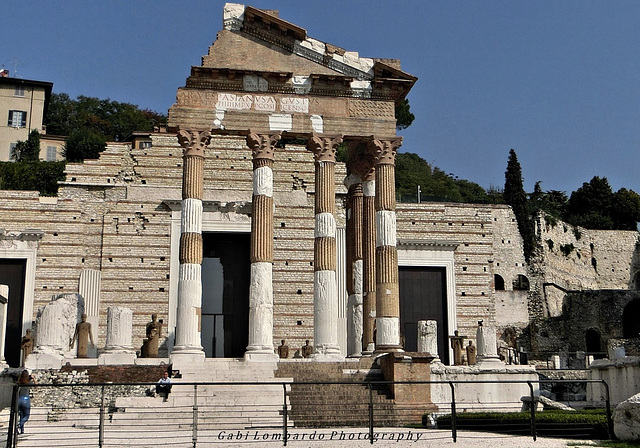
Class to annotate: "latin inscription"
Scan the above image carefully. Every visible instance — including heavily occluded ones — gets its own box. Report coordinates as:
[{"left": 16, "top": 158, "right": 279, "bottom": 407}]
[
  {"left": 216, "top": 93, "right": 253, "bottom": 110},
  {"left": 254, "top": 96, "right": 276, "bottom": 112},
  {"left": 281, "top": 98, "right": 309, "bottom": 113}
]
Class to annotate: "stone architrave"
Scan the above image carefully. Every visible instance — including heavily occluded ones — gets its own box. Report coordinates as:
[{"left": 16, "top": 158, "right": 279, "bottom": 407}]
[
  {"left": 476, "top": 322, "right": 502, "bottom": 365},
  {"left": 244, "top": 131, "right": 281, "bottom": 362},
  {"left": 173, "top": 129, "right": 210, "bottom": 364},
  {"left": 308, "top": 134, "right": 343, "bottom": 358},
  {"left": 615, "top": 392, "right": 640, "bottom": 441},
  {"left": 417, "top": 320, "right": 439, "bottom": 360},
  {"left": 369, "top": 137, "right": 403, "bottom": 353}
]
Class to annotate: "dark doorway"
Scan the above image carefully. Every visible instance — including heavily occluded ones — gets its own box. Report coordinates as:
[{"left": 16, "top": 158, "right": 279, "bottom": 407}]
[
  {"left": 399, "top": 266, "right": 449, "bottom": 365},
  {"left": 201, "top": 232, "right": 250, "bottom": 358},
  {"left": 0, "top": 259, "right": 26, "bottom": 367},
  {"left": 585, "top": 328, "right": 605, "bottom": 359},
  {"left": 623, "top": 299, "right": 640, "bottom": 339}
]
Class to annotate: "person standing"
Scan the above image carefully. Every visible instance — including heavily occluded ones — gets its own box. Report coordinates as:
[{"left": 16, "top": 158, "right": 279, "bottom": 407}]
[{"left": 17, "top": 370, "right": 35, "bottom": 434}]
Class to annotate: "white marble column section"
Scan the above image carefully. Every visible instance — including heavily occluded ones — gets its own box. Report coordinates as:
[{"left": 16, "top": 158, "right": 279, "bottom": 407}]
[
  {"left": 476, "top": 323, "right": 502, "bottom": 364},
  {"left": 105, "top": 306, "right": 134, "bottom": 353},
  {"left": 173, "top": 129, "right": 210, "bottom": 358},
  {"left": 0, "top": 285, "right": 7, "bottom": 362},
  {"left": 245, "top": 131, "right": 280, "bottom": 361},
  {"left": 418, "top": 320, "right": 440, "bottom": 361},
  {"left": 308, "top": 134, "right": 343, "bottom": 357}
]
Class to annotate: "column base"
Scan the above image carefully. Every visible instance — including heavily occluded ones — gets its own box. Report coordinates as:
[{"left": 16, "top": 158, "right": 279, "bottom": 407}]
[
  {"left": 374, "top": 345, "right": 404, "bottom": 354},
  {"left": 244, "top": 350, "right": 279, "bottom": 362},
  {"left": 170, "top": 350, "right": 205, "bottom": 368},
  {"left": 311, "top": 353, "right": 345, "bottom": 362},
  {"left": 477, "top": 355, "right": 504, "bottom": 366}
]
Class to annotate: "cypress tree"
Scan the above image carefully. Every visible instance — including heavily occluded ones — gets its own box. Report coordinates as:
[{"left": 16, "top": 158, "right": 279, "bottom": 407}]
[{"left": 504, "top": 149, "right": 534, "bottom": 260}]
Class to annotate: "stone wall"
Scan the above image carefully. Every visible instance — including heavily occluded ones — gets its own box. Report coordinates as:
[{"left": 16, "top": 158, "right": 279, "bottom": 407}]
[
  {"left": 0, "top": 131, "right": 534, "bottom": 357},
  {"left": 530, "top": 214, "right": 640, "bottom": 321}
]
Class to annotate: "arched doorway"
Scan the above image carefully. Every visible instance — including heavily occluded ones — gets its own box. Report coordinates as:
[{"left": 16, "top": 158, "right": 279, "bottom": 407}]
[{"left": 494, "top": 274, "right": 505, "bottom": 290}]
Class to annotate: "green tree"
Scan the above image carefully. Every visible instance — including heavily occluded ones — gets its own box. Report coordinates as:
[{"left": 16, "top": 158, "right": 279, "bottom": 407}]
[
  {"left": 395, "top": 98, "right": 415, "bottom": 130},
  {"left": 504, "top": 149, "right": 534, "bottom": 260},
  {"left": 566, "top": 176, "right": 615, "bottom": 230},
  {"left": 11, "top": 129, "right": 41, "bottom": 162},
  {"left": 64, "top": 128, "right": 106, "bottom": 162},
  {"left": 611, "top": 188, "right": 640, "bottom": 230},
  {"left": 528, "top": 182, "right": 568, "bottom": 225}
]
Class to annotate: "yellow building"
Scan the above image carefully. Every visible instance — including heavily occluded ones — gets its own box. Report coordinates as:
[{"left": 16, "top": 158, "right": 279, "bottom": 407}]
[{"left": 0, "top": 74, "right": 55, "bottom": 161}]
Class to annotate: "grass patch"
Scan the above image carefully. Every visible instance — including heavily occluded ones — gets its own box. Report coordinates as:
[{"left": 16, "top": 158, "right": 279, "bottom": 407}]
[{"left": 434, "top": 409, "right": 610, "bottom": 439}]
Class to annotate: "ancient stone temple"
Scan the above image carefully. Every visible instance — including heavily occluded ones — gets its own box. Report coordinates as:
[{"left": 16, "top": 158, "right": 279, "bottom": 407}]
[
  {"left": 0, "top": 3, "right": 540, "bottom": 369},
  {"left": 168, "top": 4, "right": 415, "bottom": 363}
]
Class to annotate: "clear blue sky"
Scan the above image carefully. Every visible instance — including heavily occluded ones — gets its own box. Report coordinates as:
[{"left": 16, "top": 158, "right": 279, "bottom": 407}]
[{"left": 2, "top": 1, "right": 639, "bottom": 196}]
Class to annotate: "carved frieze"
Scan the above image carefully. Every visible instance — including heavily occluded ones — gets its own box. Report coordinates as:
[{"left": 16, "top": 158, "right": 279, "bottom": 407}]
[{"left": 349, "top": 100, "right": 394, "bottom": 118}]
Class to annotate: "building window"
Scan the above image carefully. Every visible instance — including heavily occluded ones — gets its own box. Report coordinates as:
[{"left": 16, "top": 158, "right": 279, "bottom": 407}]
[
  {"left": 14, "top": 86, "right": 25, "bottom": 97},
  {"left": 138, "top": 141, "right": 152, "bottom": 149},
  {"left": 9, "top": 143, "right": 17, "bottom": 161},
  {"left": 7, "top": 110, "right": 27, "bottom": 128},
  {"left": 46, "top": 146, "right": 57, "bottom": 161}
]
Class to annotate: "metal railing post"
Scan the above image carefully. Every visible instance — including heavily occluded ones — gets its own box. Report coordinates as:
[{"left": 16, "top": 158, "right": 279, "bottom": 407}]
[
  {"left": 8, "top": 384, "right": 18, "bottom": 448},
  {"left": 282, "top": 383, "right": 288, "bottom": 446},
  {"left": 602, "top": 380, "right": 614, "bottom": 439},
  {"left": 192, "top": 384, "right": 198, "bottom": 448},
  {"left": 528, "top": 381, "right": 537, "bottom": 441},
  {"left": 368, "top": 382, "right": 374, "bottom": 445},
  {"left": 449, "top": 382, "right": 456, "bottom": 443},
  {"left": 98, "top": 385, "right": 106, "bottom": 448}
]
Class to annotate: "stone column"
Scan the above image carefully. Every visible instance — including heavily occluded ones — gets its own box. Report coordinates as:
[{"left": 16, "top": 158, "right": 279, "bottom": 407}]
[
  {"left": 369, "top": 137, "right": 403, "bottom": 352},
  {"left": 418, "top": 320, "right": 439, "bottom": 361},
  {"left": 308, "top": 134, "right": 343, "bottom": 357},
  {"left": 362, "top": 167, "right": 376, "bottom": 354},
  {"left": 345, "top": 175, "right": 363, "bottom": 357},
  {"left": 105, "top": 306, "right": 134, "bottom": 353},
  {"left": 476, "top": 322, "right": 502, "bottom": 365},
  {"left": 172, "top": 129, "right": 210, "bottom": 362},
  {"left": 244, "top": 131, "right": 281, "bottom": 361}
]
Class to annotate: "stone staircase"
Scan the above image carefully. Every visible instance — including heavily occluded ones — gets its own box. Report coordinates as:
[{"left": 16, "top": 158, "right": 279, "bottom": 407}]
[
  {"left": 111, "top": 358, "right": 292, "bottom": 430},
  {"left": 275, "top": 358, "right": 408, "bottom": 427}
]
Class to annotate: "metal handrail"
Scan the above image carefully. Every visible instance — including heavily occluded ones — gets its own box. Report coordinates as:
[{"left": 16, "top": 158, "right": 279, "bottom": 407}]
[{"left": 5, "top": 378, "right": 613, "bottom": 446}]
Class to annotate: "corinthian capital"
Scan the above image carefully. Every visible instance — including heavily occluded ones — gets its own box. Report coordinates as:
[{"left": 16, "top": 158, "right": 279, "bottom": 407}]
[
  {"left": 368, "top": 137, "right": 403, "bottom": 166},
  {"left": 246, "top": 131, "right": 281, "bottom": 160},
  {"left": 177, "top": 129, "right": 211, "bottom": 157},
  {"left": 307, "top": 134, "right": 343, "bottom": 163}
]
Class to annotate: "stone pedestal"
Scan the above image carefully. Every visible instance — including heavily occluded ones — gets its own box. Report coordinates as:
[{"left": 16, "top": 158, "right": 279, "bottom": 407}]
[{"left": 378, "top": 352, "right": 438, "bottom": 423}]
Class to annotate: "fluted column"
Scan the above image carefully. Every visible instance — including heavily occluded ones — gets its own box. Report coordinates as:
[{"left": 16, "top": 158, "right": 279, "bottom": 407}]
[
  {"left": 173, "top": 129, "right": 210, "bottom": 358},
  {"left": 308, "top": 134, "right": 343, "bottom": 357},
  {"left": 244, "top": 131, "right": 281, "bottom": 361},
  {"left": 361, "top": 166, "right": 377, "bottom": 354},
  {"left": 369, "top": 137, "right": 403, "bottom": 352},
  {"left": 344, "top": 176, "right": 363, "bottom": 357}
]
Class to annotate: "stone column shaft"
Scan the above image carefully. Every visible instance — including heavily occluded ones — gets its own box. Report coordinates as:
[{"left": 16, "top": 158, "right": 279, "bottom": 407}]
[
  {"left": 362, "top": 171, "right": 376, "bottom": 354},
  {"left": 308, "top": 134, "right": 343, "bottom": 357},
  {"left": 245, "top": 131, "right": 281, "bottom": 360},
  {"left": 345, "top": 179, "right": 364, "bottom": 357},
  {"left": 174, "top": 129, "right": 210, "bottom": 356},
  {"left": 370, "top": 138, "right": 403, "bottom": 352}
]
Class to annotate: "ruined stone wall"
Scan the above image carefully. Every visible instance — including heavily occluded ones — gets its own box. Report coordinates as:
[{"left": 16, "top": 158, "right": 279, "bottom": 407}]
[{"left": 529, "top": 215, "right": 640, "bottom": 320}]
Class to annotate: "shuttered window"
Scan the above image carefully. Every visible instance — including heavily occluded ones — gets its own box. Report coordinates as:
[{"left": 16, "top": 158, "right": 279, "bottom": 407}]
[{"left": 7, "top": 110, "right": 27, "bottom": 128}]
